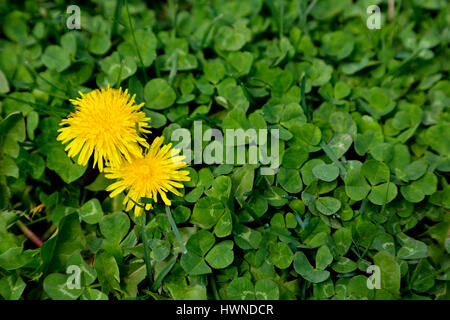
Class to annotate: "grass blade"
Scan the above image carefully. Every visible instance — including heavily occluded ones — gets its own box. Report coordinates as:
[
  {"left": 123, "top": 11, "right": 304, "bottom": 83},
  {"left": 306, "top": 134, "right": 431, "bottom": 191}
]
[{"left": 165, "top": 206, "right": 187, "bottom": 254}]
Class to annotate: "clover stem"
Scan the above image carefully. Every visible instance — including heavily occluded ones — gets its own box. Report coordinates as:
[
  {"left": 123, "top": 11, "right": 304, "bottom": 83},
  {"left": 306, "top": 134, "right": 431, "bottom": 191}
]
[{"left": 210, "top": 274, "right": 220, "bottom": 300}]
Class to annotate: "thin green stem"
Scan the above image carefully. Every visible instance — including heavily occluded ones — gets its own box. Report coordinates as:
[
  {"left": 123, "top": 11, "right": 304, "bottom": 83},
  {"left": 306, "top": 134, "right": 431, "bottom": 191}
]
[
  {"left": 405, "top": 266, "right": 450, "bottom": 294},
  {"left": 236, "top": 197, "right": 263, "bottom": 226},
  {"left": 23, "top": 215, "right": 48, "bottom": 226},
  {"left": 300, "top": 74, "right": 310, "bottom": 122},
  {"left": 265, "top": 0, "right": 279, "bottom": 35},
  {"left": 360, "top": 177, "right": 391, "bottom": 260},
  {"left": 112, "top": 0, "right": 124, "bottom": 36},
  {"left": 125, "top": 0, "right": 148, "bottom": 83},
  {"left": 266, "top": 226, "right": 308, "bottom": 248},
  {"left": 151, "top": 257, "right": 177, "bottom": 291},
  {"left": 140, "top": 214, "right": 153, "bottom": 286},
  {"left": 279, "top": 1, "right": 284, "bottom": 39},
  {"left": 165, "top": 206, "right": 187, "bottom": 254},
  {"left": 293, "top": 211, "right": 307, "bottom": 230},
  {"left": 169, "top": 0, "right": 178, "bottom": 39},
  {"left": 200, "top": 14, "right": 223, "bottom": 48},
  {"left": 0, "top": 94, "right": 66, "bottom": 117},
  {"left": 168, "top": 50, "right": 178, "bottom": 86},
  {"left": 23, "top": 62, "right": 69, "bottom": 97},
  {"left": 115, "top": 57, "right": 124, "bottom": 88},
  {"left": 210, "top": 274, "right": 220, "bottom": 300},
  {"left": 353, "top": 197, "right": 368, "bottom": 220},
  {"left": 319, "top": 141, "right": 348, "bottom": 176},
  {"left": 301, "top": 0, "right": 317, "bottom": 28},
  {"left": 0, "top": 151, "right": 11, "bottom": 209},
  {"left": 128, "top": 196, "right": 146, "bottom": 209}
]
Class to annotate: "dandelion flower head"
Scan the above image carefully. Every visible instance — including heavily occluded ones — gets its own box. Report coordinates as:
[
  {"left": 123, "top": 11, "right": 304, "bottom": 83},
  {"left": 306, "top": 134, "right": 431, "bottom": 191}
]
[
  {"left": 105, "top": 136, "right": 190, "bottom": 216},
  {"left": 57, "top": 86, "right": 151, "bottom": 171}
]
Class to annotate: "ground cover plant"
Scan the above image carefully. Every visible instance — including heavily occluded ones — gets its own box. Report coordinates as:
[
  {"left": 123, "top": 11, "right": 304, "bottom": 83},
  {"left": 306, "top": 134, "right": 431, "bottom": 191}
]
[{"left": 0, "top": 0, "right": 449, "bottom": 300}]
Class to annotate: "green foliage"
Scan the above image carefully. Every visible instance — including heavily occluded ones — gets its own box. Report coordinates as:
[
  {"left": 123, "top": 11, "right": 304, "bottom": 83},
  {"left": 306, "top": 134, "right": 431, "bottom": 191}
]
[{"left": 0, "top": 0, "right": 449, "bottom": 301}]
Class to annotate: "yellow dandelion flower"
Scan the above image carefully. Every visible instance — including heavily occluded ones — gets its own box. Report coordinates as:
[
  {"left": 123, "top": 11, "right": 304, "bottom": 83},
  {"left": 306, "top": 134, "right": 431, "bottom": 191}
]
[
  {"left": 57, "top": 87, "right": 151, "bottom": 171},
  {"left": 105, "top": 136, "right": 191, "bottom": 216}
]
